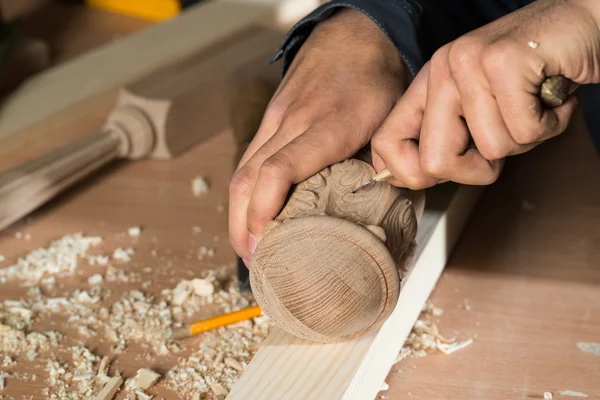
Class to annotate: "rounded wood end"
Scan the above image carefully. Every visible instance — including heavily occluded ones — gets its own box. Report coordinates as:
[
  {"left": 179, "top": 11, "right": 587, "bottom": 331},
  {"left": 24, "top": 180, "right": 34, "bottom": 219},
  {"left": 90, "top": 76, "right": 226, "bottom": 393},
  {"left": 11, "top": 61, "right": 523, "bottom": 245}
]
[
  {"left": 105, "top": 106, "right": 155, "bottom": 160},
  {"left": 250, "top": 216, "right": 400, "bottom": 343}
]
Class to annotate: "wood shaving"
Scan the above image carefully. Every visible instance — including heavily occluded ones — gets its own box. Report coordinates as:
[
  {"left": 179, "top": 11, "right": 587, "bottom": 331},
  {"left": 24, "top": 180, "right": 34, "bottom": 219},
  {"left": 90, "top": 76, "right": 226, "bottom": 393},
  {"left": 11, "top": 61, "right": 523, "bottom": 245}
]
[
  {"left": 88, "top": 274, "right": 104, "bottom": 285},
  {"left": 211, "top": 383, "right": 228, "bottom": 397},
  {"left": 191, "top": 278, "right": 214, "bottom": 297},
  {"left": 224, "top": 357, "right": 244, "bottom": 372},
  {"left": 112, "top": 248, "right": 135, "bottom": 263},
  {"left": 172, "top": 280, "right": 193, "bottom": 305},
  {"left": 394, "top": 301, "right": 473, "bottom": 362},
  {"left": 192, "top": 176, "right": 210, "bottom": 196},
  {"left": 437, "top": 339, "right": 473, "bottom": 355},
  {"left": 128, "top": 226, "right": 142, "bottom": 237},
  {"left": 559, "top": 390, "right": 588, "bottom": 397},
  {"left": 45, "top": 346, "right": 103, "bottom": 399},
  {"left": 528, "top": 40, "right": 539, "bottom": 49},
  {"left": 94, "top": 376, "right": 123, "bottom": 400},
  {"left": 197, "top": 247, "right": 215, "bottom": 260},
  {"left": 88, "top": 255, "right": 110, "bottom": 266},
  {"left": 576, "top": 342, "right": 600, "bottom": 356},
  {"left": 105, "top": 290, "right": 178, "bottom": 355},
  {"left": 422, "top": 300, "right": 444, "bottom": 316},
  {"left": 463, "top": 299, "right": 471, "bottom": 311},
  {"left": 165, "top": 315, "right": 271, "bottom": 398},
  {"left": 0, "top": 230, "right": 271, "bottom": 399},
  {"left": 98, "top": 356, "right": 110, "bottom": 376},
  {"left": 544, "top": 392, "right": 553, "bottom": 399},
  {"left": 0, "top": 233, "right": 102, "bottom": 285},
  {"left": 0, "top": 322, "right": 62, "bottom": 360},
  {"left": 0, "top": 356, "right": 15, "bottom": 368},
  {"left": 126, "top": 368, "right": 160, "bottom": 390},
  {"left": 134, "top": 390, "right": 153, "bottom": 400}
]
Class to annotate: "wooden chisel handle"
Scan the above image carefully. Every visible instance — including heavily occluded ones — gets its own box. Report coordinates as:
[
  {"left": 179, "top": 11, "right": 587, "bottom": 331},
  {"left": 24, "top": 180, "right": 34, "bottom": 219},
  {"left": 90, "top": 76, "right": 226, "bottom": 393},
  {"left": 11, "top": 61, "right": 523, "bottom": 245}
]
[{"left": 540, "top": 74, "right": 571, "bottom": 108}]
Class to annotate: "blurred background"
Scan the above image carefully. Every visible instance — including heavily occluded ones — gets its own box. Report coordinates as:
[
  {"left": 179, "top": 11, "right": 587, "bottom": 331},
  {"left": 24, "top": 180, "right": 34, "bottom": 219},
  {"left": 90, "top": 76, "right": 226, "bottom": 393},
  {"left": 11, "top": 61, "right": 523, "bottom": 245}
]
[{"left": 0, "top": 0, "right": 210, "bottom": 98}]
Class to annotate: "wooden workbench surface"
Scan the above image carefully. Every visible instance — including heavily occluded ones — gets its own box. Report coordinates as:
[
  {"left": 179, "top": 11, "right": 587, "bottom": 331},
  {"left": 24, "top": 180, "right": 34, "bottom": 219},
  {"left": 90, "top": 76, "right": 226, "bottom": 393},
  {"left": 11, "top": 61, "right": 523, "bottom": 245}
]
[
  {"left": 1, "top": 3, "right": 599, "bottom": 399},
  {"left": 384, "top": 113, "right": 600, "bottom": 400}
]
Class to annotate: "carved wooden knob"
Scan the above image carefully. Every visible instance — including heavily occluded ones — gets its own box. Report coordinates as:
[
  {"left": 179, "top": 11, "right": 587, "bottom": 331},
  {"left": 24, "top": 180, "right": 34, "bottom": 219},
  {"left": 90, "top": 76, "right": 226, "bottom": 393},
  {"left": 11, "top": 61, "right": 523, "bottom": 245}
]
[
  {"left": 249, "top": 159, "right": 424, "bottom": 343},
  {"left": 251, "top": 215, "right": 400, "bottom": 343}
]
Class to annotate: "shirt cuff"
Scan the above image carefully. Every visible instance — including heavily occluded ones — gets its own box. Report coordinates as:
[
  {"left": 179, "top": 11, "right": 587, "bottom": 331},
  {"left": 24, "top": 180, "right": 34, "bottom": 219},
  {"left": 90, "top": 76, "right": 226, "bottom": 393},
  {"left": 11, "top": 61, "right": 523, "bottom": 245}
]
[{"left": 269, "top": 0, "right": 426, "bottom": 78}]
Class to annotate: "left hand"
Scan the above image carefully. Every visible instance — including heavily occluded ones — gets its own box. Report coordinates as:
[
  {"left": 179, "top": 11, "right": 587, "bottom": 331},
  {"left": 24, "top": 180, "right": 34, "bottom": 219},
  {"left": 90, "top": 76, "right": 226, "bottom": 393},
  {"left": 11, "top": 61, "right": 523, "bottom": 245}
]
[{"left": 371, "top": 0, "right": 599, "bottom": 189}]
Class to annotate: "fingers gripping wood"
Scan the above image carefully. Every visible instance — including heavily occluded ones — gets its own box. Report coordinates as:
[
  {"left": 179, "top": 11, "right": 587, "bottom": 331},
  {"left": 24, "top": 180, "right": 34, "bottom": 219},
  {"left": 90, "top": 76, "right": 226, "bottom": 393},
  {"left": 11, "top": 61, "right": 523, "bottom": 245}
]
[{"left": 251, "top": 159, "right": 424, "bottom": 343}]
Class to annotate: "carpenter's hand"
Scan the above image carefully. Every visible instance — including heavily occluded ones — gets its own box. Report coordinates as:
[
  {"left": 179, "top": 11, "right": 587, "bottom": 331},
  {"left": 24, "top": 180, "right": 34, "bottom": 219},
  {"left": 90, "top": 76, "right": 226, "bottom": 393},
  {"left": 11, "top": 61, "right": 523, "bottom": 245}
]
[
  {"left": 372, "top": 0, "right": 600, "bottom": 189},
  {"left": 229, "top": 9, "right": 406, "bottom": 265}
]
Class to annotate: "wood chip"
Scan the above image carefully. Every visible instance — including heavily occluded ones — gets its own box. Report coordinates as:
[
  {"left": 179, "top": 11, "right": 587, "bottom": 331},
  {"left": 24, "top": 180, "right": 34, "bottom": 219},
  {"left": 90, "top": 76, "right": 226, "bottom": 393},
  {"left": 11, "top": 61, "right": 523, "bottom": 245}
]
[
  {"left": 88, "top": 274, "right": 104, "bottom": 285},
  {"left": 559, "top": 390, "right": 588, "bottom": 398},
  {"left": 192, "top": 176, "right": 210, "bottom": 196},
  {"left": 0, "top": 233, "right": 102, "bottom": 284},
  {"left": 437, "top": 338, "right": 474, "bottom": 355},
  {"left": 212, "top": 382, "right": 228, "bottom": 396},
  {"left": 463, "top": 299, "right": 471, "bottom": 311},
  {"left": 112, "top": 247, "right": 134, "bottom": 262},
  {"left": 544, "top": 392, "right": 553, "bottom": 399},
  {"left": 576, "top": 342, "right": 600, "bottom": 356},
  {"left": 134, "top": 390, "right": 153, "bottom": 400},
  {"left": 93, "top": 376, "right": 123, "bottom": 400},
  {"left": 191, "top": 278, "right": 214, "bottom": 297},
  {"left": 224, "top": 357, "right": 244, "bottom": 372},
  {"left": 172, "top": 281, "right": 192, "bottom": 305},
  {"left": 133, "top": 368, "right": 161, "bottom": 390},
  {"left": 98, "top": 356, "right": 110, "bottom": 375},
  {"left": 128, "top": 226, "right": 142, "bottom": 237}
]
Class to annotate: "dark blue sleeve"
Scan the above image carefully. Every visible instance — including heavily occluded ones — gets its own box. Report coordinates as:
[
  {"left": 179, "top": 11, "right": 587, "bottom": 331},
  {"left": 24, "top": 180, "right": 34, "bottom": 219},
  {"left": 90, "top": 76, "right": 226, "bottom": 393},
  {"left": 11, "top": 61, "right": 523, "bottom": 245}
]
[
  {"left": 270, "top": 0, "right": 599, "bottom": 153},
  {"left": 270, "top": 0, "right": 532, "bottom": 77}
]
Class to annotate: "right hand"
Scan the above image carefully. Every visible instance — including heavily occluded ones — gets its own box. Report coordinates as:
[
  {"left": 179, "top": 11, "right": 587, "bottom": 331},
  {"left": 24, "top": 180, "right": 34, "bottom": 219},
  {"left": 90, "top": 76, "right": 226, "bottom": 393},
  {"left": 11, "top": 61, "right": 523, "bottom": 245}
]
[{"left": 229, "top": 8, "right": 407, "bottom": 266}]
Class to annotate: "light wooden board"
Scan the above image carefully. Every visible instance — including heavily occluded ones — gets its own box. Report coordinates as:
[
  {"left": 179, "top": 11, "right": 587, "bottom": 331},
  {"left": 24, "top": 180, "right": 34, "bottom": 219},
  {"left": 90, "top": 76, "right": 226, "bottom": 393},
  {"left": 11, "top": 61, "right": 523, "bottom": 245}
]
[
  {"left": 227, "top": 183, "right": 483, "bottom": 400},
  {"left": 0, "top": 0, "right": 319, "bottom": 144}
]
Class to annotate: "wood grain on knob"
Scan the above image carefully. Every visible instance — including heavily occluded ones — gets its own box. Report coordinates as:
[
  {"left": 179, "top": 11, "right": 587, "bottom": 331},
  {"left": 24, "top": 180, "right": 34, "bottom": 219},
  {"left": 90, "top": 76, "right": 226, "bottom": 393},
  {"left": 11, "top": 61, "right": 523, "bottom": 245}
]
[
  {"left": 250, "top": 159, "right": 423, "bottom": 343},
  {"left": 251, "top": 215, "right": 400, "bottom": 343}
]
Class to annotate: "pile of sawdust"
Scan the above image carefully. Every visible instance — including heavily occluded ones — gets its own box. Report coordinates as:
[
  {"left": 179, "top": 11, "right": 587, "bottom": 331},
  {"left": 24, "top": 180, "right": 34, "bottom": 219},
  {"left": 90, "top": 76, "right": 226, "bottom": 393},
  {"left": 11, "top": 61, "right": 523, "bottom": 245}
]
[{"left": 0, "top": 230, "right": 270, "bottom": 399}]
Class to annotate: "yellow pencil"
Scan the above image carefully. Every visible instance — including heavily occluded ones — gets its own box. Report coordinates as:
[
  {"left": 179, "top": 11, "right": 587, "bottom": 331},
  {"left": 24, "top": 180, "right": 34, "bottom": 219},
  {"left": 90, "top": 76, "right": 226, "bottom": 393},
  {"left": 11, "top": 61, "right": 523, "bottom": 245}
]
[{"left": 173, "top": 305, "right": 263, "bottom": 339}]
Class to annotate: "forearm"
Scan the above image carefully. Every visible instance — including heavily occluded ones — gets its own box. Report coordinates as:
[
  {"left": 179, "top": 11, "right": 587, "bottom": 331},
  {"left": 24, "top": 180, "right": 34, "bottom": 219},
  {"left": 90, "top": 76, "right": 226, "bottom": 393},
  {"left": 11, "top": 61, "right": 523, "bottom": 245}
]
[
  {"left": 294, "top": 9, "right": 404, "bottom": 77},
  {"left": 272, "top": 0, "right": 532, "bottom": 79},
  {"left": 271, "top": 0, "right": 430, "bottom": 77}
]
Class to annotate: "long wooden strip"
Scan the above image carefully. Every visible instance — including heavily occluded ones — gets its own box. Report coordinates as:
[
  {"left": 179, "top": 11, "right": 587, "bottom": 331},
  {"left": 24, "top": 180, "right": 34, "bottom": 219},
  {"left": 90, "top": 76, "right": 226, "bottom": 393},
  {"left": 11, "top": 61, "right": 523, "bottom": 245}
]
[
  {"left": 227, "top": 184, "right": 483, "bottom": 399},
  {"left": 0, "top": 0, "right": 319, "bottom": 142},
  {"left": 93, "top": 376, "right": 123, "bottom": 400}
]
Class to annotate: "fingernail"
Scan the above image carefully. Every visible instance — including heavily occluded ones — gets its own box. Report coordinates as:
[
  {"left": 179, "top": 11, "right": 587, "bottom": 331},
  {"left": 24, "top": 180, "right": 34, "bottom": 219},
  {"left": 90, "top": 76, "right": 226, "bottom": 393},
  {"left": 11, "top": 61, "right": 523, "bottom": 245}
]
[
  {"left": 243, "top": 258, "right": 251, "bottom": 268},
  {"left": 249, "top": 234, "right": 258, "bottom": 254}
]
